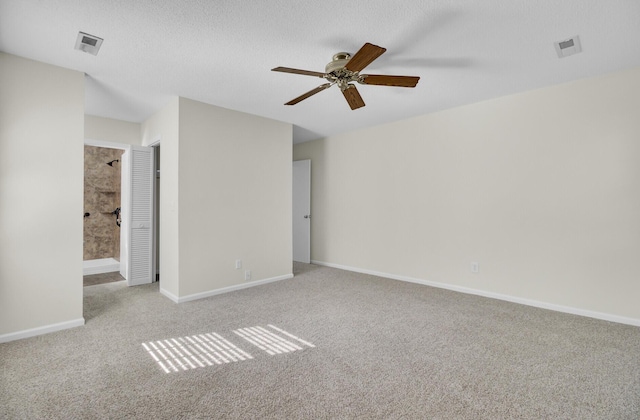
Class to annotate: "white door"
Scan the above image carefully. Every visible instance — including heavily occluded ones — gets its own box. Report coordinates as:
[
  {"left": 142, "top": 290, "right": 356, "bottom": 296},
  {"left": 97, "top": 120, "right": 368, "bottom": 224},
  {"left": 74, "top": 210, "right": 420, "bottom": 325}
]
[
  {"left": 126, "top": 146, "right": 154, "bottom": 286},
  {"left": 293, "top": 160, "right": 311, "bottom": 263}
]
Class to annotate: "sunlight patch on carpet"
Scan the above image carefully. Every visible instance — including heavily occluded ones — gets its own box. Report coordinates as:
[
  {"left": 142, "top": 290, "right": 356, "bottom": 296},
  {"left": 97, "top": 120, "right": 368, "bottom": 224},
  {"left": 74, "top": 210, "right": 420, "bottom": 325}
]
[
  {"left": 233, "top": 325, "right": 315, "bottom": 355},
  {"left": 142, "top": 332, "right": 253, "bottom": 373}
]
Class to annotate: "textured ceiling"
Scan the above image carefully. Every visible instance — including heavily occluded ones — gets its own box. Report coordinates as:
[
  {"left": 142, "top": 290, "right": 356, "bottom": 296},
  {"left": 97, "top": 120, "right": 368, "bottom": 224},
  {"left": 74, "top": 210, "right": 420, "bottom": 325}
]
[{"left": 1, "top": 0, "right": 640, "bottom": 143}]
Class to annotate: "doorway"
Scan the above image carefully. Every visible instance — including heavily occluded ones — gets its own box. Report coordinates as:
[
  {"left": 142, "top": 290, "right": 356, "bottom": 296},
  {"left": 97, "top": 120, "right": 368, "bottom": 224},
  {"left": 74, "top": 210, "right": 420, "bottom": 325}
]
[
  {"left": 83, "top": 142, "right": 127, "bottom": 282},
  {"left": 82, "top": 140, "right": 156, "bottom": 287},
  {"left": 152, "top": 144, "right": 160, "bottom": 282},
  {"left": 293, "top": 159, "right": 311, "bottom": 263}
]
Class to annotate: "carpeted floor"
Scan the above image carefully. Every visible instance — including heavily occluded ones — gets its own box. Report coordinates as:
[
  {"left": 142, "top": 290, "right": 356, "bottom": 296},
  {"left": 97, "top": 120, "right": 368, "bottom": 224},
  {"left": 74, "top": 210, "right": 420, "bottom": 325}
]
[{"left": 2, "top": 263, "right": 639, "bottom": 419}]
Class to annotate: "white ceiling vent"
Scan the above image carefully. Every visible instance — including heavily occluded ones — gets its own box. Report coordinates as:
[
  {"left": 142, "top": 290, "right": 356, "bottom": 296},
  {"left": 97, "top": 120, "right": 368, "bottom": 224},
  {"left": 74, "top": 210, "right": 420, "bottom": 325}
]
[
  {"left": 75, "top": 32, "right": 103, "bottom": 55},
  {"left": 554, "top": 35, "right": 582, "bottom": 58}
]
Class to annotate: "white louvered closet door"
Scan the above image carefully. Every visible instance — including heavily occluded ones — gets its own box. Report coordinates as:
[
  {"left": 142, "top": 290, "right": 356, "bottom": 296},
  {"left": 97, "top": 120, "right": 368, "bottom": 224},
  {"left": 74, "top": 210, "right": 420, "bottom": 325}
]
[{"left": 127, "top": 146, "right": 154, "bottom": 286}]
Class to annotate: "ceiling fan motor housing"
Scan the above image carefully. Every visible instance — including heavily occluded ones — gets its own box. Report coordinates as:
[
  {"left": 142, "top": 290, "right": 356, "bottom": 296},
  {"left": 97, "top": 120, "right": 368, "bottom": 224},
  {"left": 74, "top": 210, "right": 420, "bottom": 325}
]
[
  {"left": 325, "top": 52, "right": 361, "bottom": 90},
  {"left": 325, "top": 52, "right": 352, "bottom": 73}
]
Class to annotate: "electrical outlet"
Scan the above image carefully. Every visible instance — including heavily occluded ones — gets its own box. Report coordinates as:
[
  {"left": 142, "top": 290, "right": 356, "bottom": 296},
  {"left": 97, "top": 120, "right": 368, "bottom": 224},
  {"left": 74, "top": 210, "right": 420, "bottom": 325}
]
[
  {"left": 471, "top": 262, "right": 479, "bottom": 273},
  {"left": 245, "top": 270, "right": 251, "bottom": 281},
  {"left": 235, "top": 259, "right": 242, "bottom": 269}
]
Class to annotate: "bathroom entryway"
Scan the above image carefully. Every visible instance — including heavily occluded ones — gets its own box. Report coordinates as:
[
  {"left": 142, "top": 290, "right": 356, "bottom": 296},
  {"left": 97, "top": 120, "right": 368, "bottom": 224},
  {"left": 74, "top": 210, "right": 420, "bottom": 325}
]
[
  {"left": 83, "top": 145, "right": 124, "bottom": 274},
  {"left": 83, "top": 140, "right": 157, "bottom": 288}
]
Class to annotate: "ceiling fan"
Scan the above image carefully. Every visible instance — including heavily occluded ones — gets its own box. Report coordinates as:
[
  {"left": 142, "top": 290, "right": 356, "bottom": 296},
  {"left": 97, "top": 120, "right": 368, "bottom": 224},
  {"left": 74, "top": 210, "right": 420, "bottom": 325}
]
[{"left": 272, "top": 42, "right": 420, "bottom": 110}]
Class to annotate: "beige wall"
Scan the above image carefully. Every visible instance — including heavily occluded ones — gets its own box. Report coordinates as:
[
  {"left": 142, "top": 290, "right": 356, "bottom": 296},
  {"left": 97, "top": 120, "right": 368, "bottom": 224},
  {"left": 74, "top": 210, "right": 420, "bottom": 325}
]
[
  {"left": 0, "top": 53, "right": 85, "bottom": 339},
  {"left": 142, "top": 97, "right": 292, "bottom": 299},
  {"left": 142, "top": 98, "right": 180, "bottom": 296},
  {"left": 294, "top": 66, "right": 640, "bottom": 323},
  {"left": 178, "top": 97, "right": 292, "bottom": 296},
  {"left": 85, "top": 115, "right": 141, "bottom": 146}
]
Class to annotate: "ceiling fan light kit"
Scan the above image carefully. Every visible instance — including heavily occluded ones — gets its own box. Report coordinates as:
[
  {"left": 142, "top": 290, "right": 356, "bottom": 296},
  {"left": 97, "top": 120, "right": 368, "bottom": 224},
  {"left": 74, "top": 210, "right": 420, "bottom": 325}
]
[{"left": 272, "top": 42, "right": 420, "bottom": 110}]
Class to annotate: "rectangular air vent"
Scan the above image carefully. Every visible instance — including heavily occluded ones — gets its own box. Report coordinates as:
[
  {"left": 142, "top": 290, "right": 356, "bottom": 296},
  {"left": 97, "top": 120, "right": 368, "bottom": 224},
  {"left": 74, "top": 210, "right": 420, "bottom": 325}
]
[
  {"left": 554, "top": 35, "right": 581, "bottom": 58},
  {"left": 75, "top": 31, "right": 103, "bottom": 55}
]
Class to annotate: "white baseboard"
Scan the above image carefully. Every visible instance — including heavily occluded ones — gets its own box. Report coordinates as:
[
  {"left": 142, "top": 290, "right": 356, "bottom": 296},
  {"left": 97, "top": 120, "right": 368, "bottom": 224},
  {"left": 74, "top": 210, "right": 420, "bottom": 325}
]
[
  {"left": 0, "top": 318, "right": 85, "bottom": 344},
  {"left": 83, "top": 258, "right": 120, "bottom": 275},
  {"left": 160, "top": 273, "right": 294, "bottom": 304},
  {"left": 311, "top": 260, "right": 640, "bottom": 327},
  {"left": 159, "top": 287, "right": 180, "bottom": 303}
]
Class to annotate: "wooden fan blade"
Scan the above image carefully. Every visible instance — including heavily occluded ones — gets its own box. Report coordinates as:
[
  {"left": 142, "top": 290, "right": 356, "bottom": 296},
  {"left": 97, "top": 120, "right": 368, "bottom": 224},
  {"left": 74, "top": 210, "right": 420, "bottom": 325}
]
[
  {"left": 360, "top": 74, "right": 420, "bottom": 88},
  {"left": 345, "top": 43, "right": 387, "bottom": 72},
  {"left": 285, "top": 83, "right": 332, "bottom": 105},
  {"left": 342, "top": 85, "right": 365, "bottom": 110},
  {"left": 272, "top": 67, "right": 326, "bottom": 78}
]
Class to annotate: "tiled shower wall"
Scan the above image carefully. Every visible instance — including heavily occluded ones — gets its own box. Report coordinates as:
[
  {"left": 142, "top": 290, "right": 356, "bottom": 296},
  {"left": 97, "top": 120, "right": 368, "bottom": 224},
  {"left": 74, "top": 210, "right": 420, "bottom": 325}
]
[{"left": 84, "top": 146, "right": 124, "bottom": 261}]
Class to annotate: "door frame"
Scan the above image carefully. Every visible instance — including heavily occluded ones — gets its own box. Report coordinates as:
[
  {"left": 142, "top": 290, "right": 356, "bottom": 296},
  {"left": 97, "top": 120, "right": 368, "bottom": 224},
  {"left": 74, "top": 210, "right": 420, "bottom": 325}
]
[
  {"left": 149, "top": 140, "right": 160, "bottom": 283},
  {"left": 83, "top": 139, "right": 157, "bottom": 286}
]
